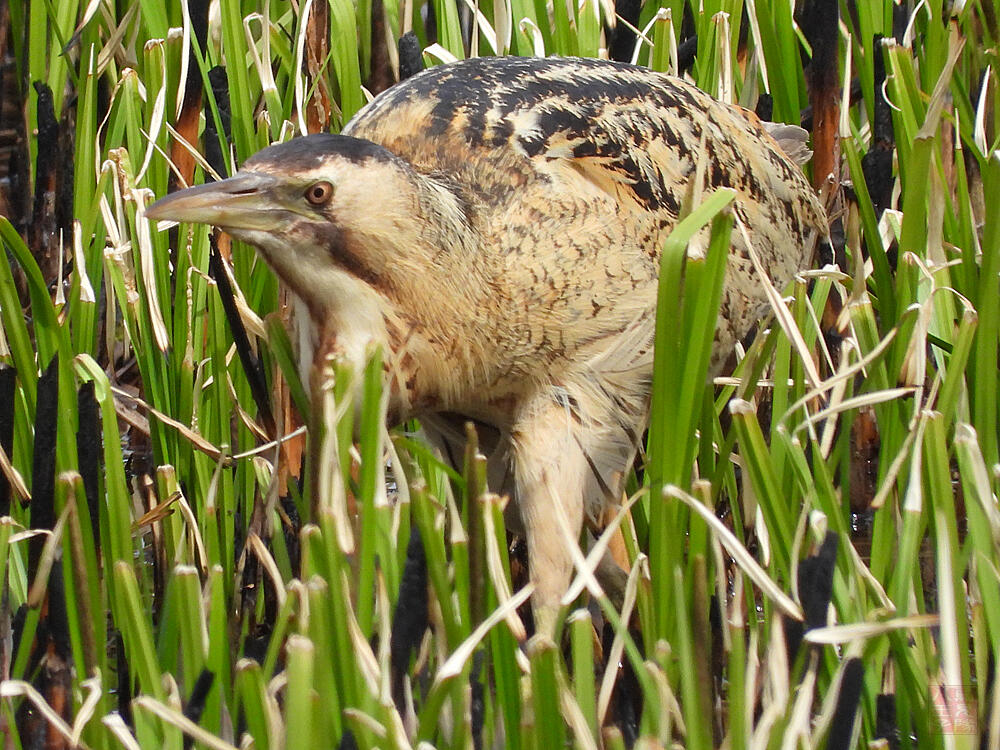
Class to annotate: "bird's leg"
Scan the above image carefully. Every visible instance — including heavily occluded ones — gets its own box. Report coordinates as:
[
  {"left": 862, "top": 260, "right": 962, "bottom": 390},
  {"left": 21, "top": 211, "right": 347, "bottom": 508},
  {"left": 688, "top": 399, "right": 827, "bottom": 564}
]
[{"left": 510, "top": 397, "right": 588, "bottom": 638}]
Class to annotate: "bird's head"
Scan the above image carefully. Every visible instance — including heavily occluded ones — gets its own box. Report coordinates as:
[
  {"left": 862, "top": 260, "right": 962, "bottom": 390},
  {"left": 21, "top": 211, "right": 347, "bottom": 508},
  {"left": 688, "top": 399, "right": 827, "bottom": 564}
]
[{"left": 146, "top": 133, "right": 453, "bottom": 322}]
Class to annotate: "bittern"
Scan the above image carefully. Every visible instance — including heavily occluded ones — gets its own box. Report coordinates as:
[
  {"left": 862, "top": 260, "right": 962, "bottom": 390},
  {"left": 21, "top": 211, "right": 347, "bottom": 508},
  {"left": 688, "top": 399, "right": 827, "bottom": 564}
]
[{"left": 147, "top": 55, "right": 827, "bottom": 634}]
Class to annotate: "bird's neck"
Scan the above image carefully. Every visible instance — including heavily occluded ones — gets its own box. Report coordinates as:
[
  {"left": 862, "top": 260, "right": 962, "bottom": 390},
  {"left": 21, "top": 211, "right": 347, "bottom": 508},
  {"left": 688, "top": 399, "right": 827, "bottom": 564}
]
[
  {"left": 309, "top": 170, "right": 502, "bottom": 423},
  {"left": 390, "top": 173, "right": 506, "bottom": 418}
]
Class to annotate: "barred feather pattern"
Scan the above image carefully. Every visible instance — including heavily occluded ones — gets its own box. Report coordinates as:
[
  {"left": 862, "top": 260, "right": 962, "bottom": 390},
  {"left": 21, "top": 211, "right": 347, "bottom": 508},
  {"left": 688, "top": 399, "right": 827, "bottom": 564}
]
[{"left": 344, "top": 56, "right": 826, "bottom": 526}]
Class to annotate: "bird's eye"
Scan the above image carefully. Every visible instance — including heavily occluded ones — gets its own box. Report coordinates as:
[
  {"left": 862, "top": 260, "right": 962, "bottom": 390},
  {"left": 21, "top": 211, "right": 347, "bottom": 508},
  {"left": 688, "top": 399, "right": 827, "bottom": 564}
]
[{"left": 305, "top": 181, "right": 334, "bottom": 206}]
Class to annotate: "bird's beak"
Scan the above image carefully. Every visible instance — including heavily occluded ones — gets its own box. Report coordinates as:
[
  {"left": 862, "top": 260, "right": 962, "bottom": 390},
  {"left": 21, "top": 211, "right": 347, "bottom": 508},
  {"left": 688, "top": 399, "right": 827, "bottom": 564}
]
[{"left": 145, "top": 172, "right": 284, "bottom": 231}]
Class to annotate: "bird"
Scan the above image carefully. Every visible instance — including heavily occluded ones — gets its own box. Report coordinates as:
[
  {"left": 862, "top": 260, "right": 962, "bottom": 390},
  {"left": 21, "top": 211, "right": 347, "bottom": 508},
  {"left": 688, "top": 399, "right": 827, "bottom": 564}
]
[{"left": 146, "top": 55, "right": 827, "bottom": 636}]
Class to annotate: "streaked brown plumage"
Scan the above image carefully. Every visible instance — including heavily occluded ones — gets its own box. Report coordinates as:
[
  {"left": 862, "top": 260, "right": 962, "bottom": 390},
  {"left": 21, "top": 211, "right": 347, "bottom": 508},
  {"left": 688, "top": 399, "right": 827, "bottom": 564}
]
[{"left": 146, "top": 55, "right": 827, "bottom": 634}]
